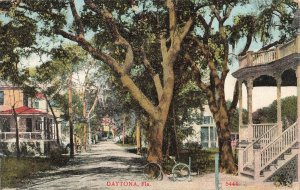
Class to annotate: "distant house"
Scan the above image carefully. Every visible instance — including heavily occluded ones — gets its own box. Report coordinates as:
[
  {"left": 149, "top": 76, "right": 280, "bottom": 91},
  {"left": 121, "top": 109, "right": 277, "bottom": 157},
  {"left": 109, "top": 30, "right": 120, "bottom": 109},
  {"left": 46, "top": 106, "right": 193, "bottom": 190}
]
[
  {"left": 184, "top": 105, "right": 218, "bottom": 149},
  {"left": 0, "top": 81, "right": 61, "bottom": 156},
  {"left": 185, "top": 106, "right": 239, "bottom": 149}
]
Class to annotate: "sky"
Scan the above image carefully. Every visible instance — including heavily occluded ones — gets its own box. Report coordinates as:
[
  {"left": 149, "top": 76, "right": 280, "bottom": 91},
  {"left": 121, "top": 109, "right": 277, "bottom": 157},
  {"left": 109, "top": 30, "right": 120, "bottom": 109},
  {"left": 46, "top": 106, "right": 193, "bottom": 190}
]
[{"left": 224, "top": 73, "right": 297, "bottom": 111}]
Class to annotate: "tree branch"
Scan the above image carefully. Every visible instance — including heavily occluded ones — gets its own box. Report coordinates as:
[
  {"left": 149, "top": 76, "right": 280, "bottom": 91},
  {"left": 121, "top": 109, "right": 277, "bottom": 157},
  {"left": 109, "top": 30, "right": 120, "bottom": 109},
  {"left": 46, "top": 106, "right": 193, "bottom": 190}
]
[
  {"left": 229, "top": 81, "right": 239, "bottom": 115},
  {"left": 184, "top": 54, "right": 207, "bottom": 91},
  {"left": 260, "top": 36, "right": 286, "bottom": 51},
  {"left": 69, "top": 0, "right": 84, "bottom": 37},
  {"left": 166, "top": 0, "right": 176, "bottom": 43},
  {"left": 84, "top": 0, "right": 134, "bottom": 73},
  {"left": 141, "top": 46, "right": 163, "bottom": 100},
  {"left": 210, "top": 5, "right": 222, "bottom": 22}
]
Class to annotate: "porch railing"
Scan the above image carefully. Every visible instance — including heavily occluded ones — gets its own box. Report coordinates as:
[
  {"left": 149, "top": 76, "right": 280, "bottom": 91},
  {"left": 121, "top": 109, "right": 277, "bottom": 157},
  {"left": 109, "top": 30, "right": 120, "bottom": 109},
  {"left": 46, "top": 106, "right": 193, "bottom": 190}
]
[
  {"left": 259, "top": 122, "right": 297, "bottom": 170},
  {"left": 238, "top": 39, "right": 297, "bottom": 68},
  {"left": 0, "top": 132, "right": 43, "bottom": 140},
  {"left": 242, "top": 123, "right": 278, "bottom": 168},
  {"left": 253, "top": 123, "right": 276, "bottom": 139}
]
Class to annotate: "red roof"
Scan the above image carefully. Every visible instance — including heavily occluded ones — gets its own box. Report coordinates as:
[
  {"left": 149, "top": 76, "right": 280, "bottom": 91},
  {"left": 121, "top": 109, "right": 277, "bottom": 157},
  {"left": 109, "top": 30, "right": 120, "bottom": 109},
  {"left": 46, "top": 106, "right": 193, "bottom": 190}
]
[{"left": 0, "top": 106, "right": 47, "bottom": 115}]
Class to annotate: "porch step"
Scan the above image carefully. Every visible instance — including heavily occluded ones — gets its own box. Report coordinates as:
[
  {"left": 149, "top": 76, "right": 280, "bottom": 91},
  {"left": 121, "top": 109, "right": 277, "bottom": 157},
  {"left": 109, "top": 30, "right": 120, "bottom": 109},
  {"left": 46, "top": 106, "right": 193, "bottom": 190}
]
[
  {"left": 240, "top": 170, "right": 254, "bottom": 178},
  {"left": 260, "top": 149, "right": 298, "bottom": 180}
]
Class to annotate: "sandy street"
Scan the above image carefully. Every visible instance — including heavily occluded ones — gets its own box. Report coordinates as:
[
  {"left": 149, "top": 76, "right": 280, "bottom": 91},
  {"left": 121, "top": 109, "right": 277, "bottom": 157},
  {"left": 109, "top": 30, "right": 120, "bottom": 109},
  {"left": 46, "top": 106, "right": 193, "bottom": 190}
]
[{"left": 14, "top": 141, "right": 299, "bottom": 190}]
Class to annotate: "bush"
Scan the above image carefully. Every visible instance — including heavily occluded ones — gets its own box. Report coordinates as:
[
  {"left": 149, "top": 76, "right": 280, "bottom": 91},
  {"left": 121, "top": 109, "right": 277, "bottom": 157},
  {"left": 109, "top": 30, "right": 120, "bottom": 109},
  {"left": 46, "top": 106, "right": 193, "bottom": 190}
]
[
  {"left": 178, "top": 149, "right": 217, "bottom": 174},
  {"left": 49, "top": 147, "right": 69, "bottom": 166}
]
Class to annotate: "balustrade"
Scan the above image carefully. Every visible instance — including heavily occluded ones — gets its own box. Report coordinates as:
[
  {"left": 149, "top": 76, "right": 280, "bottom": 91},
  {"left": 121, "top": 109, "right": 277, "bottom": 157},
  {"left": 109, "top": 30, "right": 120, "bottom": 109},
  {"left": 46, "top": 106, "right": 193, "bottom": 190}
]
[
  {"left": 0, "top": 132, "right": 43, "bottom": 140},
  {"left": 238, "top": 39, "right": 297, "bottom": 68}
]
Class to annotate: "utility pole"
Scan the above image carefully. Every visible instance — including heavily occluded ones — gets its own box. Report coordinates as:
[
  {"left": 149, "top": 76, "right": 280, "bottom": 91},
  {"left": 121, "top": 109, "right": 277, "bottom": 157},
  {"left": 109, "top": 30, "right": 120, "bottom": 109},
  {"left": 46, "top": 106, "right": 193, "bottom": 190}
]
[{"left": 69, "top": 73, "right": 74, "bottom": 158}]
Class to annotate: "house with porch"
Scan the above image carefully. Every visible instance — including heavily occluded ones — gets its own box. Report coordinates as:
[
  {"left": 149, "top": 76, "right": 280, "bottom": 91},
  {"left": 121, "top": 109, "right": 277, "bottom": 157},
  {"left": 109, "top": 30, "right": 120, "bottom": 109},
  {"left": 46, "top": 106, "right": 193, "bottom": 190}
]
[
  {"left": 233, "top": 8, "right": 300, "bottom": 182},
  {"left": 0, "top": 82, "right": 59, "bottom": 156}
]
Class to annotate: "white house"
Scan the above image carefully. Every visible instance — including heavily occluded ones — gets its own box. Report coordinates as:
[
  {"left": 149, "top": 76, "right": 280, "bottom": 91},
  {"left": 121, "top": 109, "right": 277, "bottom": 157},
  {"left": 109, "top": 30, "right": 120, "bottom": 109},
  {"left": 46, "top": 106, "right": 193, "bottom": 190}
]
[{"left": 184, "top": 105, "right": 218, "bottom": 149}]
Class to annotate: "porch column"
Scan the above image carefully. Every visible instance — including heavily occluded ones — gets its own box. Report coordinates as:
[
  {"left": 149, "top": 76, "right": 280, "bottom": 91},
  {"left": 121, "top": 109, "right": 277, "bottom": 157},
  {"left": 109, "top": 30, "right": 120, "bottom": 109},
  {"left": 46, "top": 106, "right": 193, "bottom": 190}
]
[
  {"left": 238, "top": 80, "right": 243, "bottom": 127},
  {"left": 41, "top": 117, "right": 45, "bottom": 140},
  {"left": 296, "top": 65, "right": 300, "bottom": 182},
  {"left": 276, "top": 77, "right": 282, "bottom": 133},
  {"left": 247, "top": 79, "right": 253, "bottom": 140}
]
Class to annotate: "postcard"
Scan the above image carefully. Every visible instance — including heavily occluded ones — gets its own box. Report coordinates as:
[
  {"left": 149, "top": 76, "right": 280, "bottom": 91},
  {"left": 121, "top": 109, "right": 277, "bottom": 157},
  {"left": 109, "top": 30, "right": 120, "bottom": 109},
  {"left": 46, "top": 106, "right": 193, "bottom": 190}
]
[{"left": 0, "top": 0, "right": 300, "bottom": 189}]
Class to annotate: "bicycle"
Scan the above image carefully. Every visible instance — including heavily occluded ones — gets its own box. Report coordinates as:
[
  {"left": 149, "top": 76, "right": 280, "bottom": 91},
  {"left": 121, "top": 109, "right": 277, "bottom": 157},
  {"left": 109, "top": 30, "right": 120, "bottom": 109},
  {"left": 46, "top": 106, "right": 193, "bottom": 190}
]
[{"left": 143, "top": 156, "right": 191, "bottom": 181}]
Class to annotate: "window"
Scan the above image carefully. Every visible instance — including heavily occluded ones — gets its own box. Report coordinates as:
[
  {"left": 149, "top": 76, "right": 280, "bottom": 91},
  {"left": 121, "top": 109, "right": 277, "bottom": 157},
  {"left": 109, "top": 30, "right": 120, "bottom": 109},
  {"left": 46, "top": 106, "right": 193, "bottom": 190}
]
[
  {"left": 34, "top": 101, "right": 39, "bottom": 109},
  {"left": 26, "top": 118, "right": 32, "bottom": 132},
  {"left": 203, "top": 116, "right": 212, "bottom": 124},
  {"left": 0, "top": 91, "right": 4, "bottom": 105},
  {"left": 210, "top": 127, "right": 217, "bottom": 148},
  {"left": 200, "top": 127, "right": 209, "bottom": 148},
  {"left": 0, "top": 118, "right": 10, "bottom": 132},
  {"left": 35, "top": 118, "right": 42, "bottom": 130}
]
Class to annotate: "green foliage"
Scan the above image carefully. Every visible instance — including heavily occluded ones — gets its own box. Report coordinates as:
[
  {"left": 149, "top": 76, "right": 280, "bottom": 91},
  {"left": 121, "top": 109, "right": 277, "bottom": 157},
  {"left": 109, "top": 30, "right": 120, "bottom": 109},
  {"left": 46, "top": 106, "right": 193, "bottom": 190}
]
[
  {"left": 178, "top": 149, "right": 218, "bottom": 174},
  {"left": 253, "top": 96, "right": 296, "bottom": 129},
  {"left": 227, "top": 101, "right": 248, "bottom": 132}
]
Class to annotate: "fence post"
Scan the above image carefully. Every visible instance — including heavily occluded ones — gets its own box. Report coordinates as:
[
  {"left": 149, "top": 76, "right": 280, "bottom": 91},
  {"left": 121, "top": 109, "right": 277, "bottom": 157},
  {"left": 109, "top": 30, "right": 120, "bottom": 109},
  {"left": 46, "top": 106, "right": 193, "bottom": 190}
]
[{"left": 215, "top": 153, "right": 220, "bottom": 190}]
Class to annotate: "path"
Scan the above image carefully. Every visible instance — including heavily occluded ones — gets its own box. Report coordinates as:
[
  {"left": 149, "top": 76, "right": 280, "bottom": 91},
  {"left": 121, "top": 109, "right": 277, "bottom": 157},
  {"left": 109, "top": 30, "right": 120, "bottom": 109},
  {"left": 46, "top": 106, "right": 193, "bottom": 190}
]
[{"left": 20, "top": 141, "right": 300, "bottom": 190}]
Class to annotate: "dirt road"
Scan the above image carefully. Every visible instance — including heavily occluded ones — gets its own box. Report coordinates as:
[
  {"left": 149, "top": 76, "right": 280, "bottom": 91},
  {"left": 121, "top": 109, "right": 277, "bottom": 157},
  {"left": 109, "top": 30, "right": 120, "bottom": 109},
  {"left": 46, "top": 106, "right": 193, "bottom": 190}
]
[{"left": 21, "top": 141, "right": 299, "bottom": 190}]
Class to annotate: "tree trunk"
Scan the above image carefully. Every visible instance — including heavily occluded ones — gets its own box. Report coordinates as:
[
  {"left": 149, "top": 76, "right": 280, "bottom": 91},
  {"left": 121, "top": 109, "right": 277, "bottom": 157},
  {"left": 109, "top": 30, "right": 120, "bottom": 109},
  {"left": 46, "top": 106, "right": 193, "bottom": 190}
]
[
  {"left": 83, "top": 99, "right": 87, "bottom": 151},
  {"left": 147, "top": 122, "right": 164, "bottom": 164},
  {"left": 12, "top": 106, "right": 20, "bottom": 158},
  {"left": 136, "top": 117, "right": 141, "bottom": 155},
  {"left": 69, "top": 73, "right": 74, "bottom": 158},
  {"left": 215, "top": 106, "right": 237, "bottom": 174},
  {"left": 45, "top": 95, "right": 60, "bottom": 145}
]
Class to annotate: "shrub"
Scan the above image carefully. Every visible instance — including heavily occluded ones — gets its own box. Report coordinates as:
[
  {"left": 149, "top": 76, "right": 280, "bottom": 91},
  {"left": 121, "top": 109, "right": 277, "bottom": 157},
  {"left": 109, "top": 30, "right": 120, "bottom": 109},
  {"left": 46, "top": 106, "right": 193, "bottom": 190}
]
[{"left": 49, "top": 147, "right": 69, "bottom": 166}]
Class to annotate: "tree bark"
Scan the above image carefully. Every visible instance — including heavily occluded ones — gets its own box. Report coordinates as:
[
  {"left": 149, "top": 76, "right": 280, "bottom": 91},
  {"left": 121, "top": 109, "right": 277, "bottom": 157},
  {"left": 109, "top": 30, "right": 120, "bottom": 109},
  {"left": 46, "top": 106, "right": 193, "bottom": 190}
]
[
  {"left": 214, "top": 105, "right": 237, "bottom": 174},
  {"left": 83, "top": 98, "right": 87, "bottom": 151},
  {"left": 45, "top": 95, "right": 60, "bottom": 144},
  {"left": 147, "top": 121, "right": 164, "bottom": 164},
  {"left": 69, "top": 73, "right": 74, "bottom": 158},
  {"left": 12, "top": 106, "right": 20, "bottom": 158}
]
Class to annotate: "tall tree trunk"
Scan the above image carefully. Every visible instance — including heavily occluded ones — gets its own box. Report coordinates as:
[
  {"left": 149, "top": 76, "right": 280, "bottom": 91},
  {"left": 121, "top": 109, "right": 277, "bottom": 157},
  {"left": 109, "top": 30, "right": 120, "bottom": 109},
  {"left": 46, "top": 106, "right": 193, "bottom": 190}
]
[
  {"left": 83, "top": 98, "right": 87, "bottom": 151},
  {"left": 215, "top": 105, "right": 237, "bottom": 173},
  {"left": 45, "top": 95, "right": 60, "bottom": 144},
  {"left": 147, "top": 121, "right": 164, "bottom": 164},
  {"left": 136, "top": 117, "right": 141, "bottom": 155},
  {"left": 12, "top": 106, "right": 20, "bottom": 158},
  {"left": 69, "top": 73, "right": 74, "bottom": 158}
]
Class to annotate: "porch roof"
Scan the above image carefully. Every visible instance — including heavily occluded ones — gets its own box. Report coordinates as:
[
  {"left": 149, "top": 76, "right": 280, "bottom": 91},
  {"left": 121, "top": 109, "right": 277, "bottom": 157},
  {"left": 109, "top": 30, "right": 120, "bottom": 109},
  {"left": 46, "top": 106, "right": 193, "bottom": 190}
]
[{"left": 0, "top": 106, "right": 47, "bottom": 115}]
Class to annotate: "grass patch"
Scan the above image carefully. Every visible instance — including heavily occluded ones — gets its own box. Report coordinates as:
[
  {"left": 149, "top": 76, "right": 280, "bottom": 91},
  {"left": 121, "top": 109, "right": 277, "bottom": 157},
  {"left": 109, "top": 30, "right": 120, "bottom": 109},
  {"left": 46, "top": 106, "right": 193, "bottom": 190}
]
[
  {"left": 1, "top": 154, "right": 69, "bottom": 188},
  {"left": 1, "top": 157, "right": 52, "bottom": 188}
]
